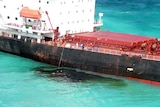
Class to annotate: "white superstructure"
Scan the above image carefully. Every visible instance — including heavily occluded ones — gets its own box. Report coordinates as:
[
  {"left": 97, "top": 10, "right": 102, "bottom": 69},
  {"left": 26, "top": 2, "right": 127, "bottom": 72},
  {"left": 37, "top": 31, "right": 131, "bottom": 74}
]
[{"left": 0, "top": 0, "right": 103, "bottom": 41}]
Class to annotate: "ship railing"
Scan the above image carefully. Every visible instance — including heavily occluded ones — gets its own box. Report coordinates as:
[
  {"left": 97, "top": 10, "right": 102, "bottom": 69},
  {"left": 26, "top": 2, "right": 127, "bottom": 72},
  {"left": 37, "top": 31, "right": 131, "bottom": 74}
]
[
  {"left": 44, "top": 41, "right": 160, "bottom": 61},
  {"left": 65, "top": 42, "right": 160, "bottom": 61},
  {"left": 143, "top": 55, "right": 160, "bottom": 61},
  {"left": 93, "top": 20, "right": 103, "bottom": 27},
  {"left": 95, "top": 47, "right": 160, "bottom": 61},
  {"left": 4, "top": 23, "right": 53, "bottom": 33},
  {"left": 2, "top": 24, "right": 53, "bottom": 36}
]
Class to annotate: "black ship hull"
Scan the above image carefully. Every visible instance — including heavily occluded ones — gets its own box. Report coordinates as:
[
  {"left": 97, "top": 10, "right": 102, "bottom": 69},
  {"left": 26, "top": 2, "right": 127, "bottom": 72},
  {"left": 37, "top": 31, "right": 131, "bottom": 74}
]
[{"left": 0, "top": 36, "right": 160, "bottom": 84}]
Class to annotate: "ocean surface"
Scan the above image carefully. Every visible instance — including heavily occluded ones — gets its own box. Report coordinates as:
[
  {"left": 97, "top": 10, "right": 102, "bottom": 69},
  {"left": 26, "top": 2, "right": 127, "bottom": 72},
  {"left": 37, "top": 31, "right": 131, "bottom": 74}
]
[{"left": 1, "top": 0, "right": 160, "bottom": 107}]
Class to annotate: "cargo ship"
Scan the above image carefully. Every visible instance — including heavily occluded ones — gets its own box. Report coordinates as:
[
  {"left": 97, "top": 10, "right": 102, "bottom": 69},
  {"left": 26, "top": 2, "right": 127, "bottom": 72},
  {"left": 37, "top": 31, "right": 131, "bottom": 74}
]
[{"left": 0, "top": 0, "right": 160, "bottom": 86}]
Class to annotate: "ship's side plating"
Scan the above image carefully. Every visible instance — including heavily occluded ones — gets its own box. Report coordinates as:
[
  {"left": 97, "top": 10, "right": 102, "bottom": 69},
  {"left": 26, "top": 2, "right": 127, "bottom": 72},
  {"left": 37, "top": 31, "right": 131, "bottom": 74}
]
[
  {"left": 0, "top": 36, "right": 160, "bottom": 82},
  {"left": 0, "top": 0, "right": 160, "bottom": 84}
]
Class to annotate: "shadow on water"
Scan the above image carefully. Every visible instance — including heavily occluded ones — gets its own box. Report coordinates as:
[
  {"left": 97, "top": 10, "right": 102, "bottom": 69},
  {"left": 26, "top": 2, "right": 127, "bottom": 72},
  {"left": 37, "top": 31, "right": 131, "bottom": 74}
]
[{"left": 33, "top": 66, "right": 128, "bottom": 87}]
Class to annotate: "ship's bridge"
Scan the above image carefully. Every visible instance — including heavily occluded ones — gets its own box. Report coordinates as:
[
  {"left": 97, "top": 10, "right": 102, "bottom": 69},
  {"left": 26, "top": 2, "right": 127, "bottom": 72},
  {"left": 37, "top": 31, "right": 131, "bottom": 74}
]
[{"left": 0, "top": 6, "right": 57, "bottom": 41}]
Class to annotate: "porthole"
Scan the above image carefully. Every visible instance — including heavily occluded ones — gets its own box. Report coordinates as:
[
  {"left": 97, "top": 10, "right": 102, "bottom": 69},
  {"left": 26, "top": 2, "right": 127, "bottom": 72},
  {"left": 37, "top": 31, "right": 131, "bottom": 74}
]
[
  {"left": 28, "top": 19, "right": 31, "bottom": 22},
  {"left": 39, "top": 0, "right": 41, "bottom": 3},
  {"left": 4, "top": 5, "right": 6, "bottom": 8},
  {"left": 15, "top": 17, "right": 18, "bottom": 20},
  {"left": 7, "top": 16, "right": 10, "bottom": 19},
  {"left": 47, "top": 1, "right": 49, "bottom": 4}
]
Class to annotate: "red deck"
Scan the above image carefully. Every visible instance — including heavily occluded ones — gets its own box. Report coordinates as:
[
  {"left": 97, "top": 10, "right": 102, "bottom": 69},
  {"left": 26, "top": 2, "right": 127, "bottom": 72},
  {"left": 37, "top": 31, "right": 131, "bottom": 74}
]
[{"left": 74, "top": 31, "right": 158, "bottom": 47}]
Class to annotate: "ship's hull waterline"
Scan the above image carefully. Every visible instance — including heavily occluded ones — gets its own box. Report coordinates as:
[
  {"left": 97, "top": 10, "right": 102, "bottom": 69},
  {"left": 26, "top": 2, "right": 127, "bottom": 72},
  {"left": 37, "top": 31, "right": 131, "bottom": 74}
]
[{"left": 0, "top": 36, "right": 160, "bottom": 85}]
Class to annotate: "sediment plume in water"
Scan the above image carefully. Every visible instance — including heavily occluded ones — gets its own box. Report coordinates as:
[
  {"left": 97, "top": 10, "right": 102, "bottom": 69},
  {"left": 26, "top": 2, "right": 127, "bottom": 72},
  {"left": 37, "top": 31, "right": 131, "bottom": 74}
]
[{"left": 33, "top": 66, "right": 127, "bottom": 87}]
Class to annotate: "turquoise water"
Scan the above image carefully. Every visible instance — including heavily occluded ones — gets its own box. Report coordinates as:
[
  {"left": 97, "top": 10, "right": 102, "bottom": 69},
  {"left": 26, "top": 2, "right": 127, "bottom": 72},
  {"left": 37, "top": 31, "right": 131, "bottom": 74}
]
[
  {"left": 0, "top": 52, "right": 160, "bottom": 107},
  {"left": 1, "top": 0, "right": 160, "bottom": 107},
  {"left": 96, "top": 0, "right": 160, "bottom": 38}
]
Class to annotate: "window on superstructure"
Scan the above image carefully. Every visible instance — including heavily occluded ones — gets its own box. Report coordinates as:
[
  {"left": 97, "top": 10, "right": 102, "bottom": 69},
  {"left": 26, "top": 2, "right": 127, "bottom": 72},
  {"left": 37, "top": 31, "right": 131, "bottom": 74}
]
[
  {"left": 15, "top": 17, "right": 18, "bottom": 20},
  {"left": 7, "top": 16, "right": 10, "bottom": 19},
  {"left": 39, "top": 0, "right": 41, "bottom": 3},
  {"left": 4, "top": 5, "right": 6, "bottom": 8},
  {"left": 76, "top": 10, "right": 78, "bottom": 13},
  {"left": 77, "top": 20, "right": 79, "bottom": 23},
  {"left": 47, "top": 1, "right": 49, "bottom": 4},
  {"left": 72, "top": 1, "right": 74, "bottom": 3}
]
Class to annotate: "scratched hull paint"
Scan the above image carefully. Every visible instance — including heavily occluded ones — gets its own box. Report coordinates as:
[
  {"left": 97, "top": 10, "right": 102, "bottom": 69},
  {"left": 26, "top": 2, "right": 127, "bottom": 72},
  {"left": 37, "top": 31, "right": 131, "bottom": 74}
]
[{"left": 0, "top": 36, "right": 160, "bottom": 83}]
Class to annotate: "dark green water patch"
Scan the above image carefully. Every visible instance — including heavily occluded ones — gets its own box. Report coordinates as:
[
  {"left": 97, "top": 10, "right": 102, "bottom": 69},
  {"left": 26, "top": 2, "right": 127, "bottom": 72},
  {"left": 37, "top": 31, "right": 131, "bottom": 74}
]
[{"left": 33, "top": 66, "right": 128, "bottom": 87}]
